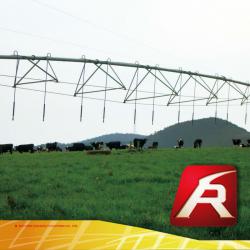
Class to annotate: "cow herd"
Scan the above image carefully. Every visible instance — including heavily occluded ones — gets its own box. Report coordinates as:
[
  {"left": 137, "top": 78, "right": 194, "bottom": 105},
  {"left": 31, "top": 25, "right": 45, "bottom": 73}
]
[
  {"left": 1, "top": 137, "right": 249, "bottom": 155},
  {"left": 232, "top": 139, "right": 250, "bottom": 147},
  {"left": 0, "top": 138, "right": 150, "bottom": 155},
  {"left": 174, "top": 138, "right": 203, "bottom": 149}
]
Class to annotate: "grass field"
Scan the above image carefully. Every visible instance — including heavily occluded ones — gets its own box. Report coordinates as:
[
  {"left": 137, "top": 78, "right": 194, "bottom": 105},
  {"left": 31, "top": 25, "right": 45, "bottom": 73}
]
[{"left": 0, "top": 147, "right": 249, "bottom": 240}]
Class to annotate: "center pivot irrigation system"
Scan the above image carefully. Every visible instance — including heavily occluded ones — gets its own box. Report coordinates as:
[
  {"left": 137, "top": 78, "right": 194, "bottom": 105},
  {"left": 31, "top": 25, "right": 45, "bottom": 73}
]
[{"left": 0, "top": 52, "right": 249, "bottom": 124}]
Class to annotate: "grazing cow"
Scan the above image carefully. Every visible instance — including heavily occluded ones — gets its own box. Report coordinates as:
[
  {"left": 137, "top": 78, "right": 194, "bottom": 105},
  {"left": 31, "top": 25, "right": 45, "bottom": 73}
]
[
  {"left": 177, "top": 138, "right": 184, "bottom": 148},
  {"left": 106, "top": 141, "right": 121, "bottom": 150},
  {"left": 36, "top": 146, "right": 46, "bottom": 152},
  {"left": 0, "top": 144, "right": 13, "bottom": 154},
  {"left": 148, "top": 141, "right": 158, "bottom": 149},
  {"left": 152, "top": 142, "right": 158, "bottom": 149},
  {"left": 15, "top": 144, "right": 34, "bottom": 153},
  {"left": 84, "top": 145, "right": 93, "bottom": 150},
  {"left": 46, "top": 142, "right": 62, "bottom": 152},
  {"left": 194, "top": 139, "right": 202, "bottom": 148},
  {"left": 133, "top": 138, "right": 147, "bottom": 150},
  {"left": 67, "top": 143, "right": 85, "bottom": 151},
  {"left": 119, "top": 145, "right": 128, "bottom": 149},
  {"left": 232, "top": 139, "right": 241, "bottom": 146},
  {"left": 91, "top": 142, "right": 104, "bottom": 150}
]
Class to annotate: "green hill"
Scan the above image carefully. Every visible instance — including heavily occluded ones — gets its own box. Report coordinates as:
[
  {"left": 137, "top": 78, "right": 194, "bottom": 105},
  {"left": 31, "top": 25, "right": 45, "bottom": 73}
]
[
  {"left": 147, "top": 117, "right": 250, "bottom": 147},
  {"left": 55, "top": 118, "right": 249, "bottom": 148}
]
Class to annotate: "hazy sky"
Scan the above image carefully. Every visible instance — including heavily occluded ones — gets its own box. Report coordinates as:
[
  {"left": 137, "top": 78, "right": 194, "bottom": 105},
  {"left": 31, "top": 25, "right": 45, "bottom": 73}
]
[{"left": 0, "top": 0, "right": 250, "bottom": 144}]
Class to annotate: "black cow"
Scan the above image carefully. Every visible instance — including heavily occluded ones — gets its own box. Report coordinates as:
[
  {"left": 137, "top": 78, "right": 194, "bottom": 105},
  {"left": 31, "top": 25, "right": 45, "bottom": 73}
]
[
  {"left": 133, "top": 138, "right": 147, "bottom": 150},
  {"left": 91, "top": 142, "right": 104, "bottom": 150},
  {"left": 67, "top": 143, "right": 85, "bottom": 151},
  {"left": 46, "top": 142, "right": 62, "bottom": 152},
  {"left": 84, "top": 145, "right": 93, "bottom": 150},
  {"left": 247, "top": 140, "right": 250, "bottom": 147},
  {"left": 0, "top": 144, "right": 13, "bottom": 154},
  {"left": 15, "top": 144, "right": 34, "bottom": 153},
  {"left": 177, "top": 138, "right": 184, "bottom": 148},
  {"left": 194, "top": 139, "right": 202, "bottom": 148},
  {"left": 232, "top": 139, "right": 241, "bottom": 146},
  {"left": 106, "top": 141, "right": 120, "bottom": 150},
  {"left": 148, "top": 142, "right": 158, "bottom": 149}
]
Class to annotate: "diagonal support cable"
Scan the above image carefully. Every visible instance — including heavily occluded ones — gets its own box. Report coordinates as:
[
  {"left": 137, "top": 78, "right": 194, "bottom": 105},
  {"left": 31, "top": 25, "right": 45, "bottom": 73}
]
[
  {"left": 124, "top": 68, "right": 152, "bottom": 102},
  {"left": 124, "top": 67, "right": 139, "bottom": 102},
  {"left": 206, "top": 80, "right": 227, "bottom": 105},
  {"left": 167, "top": 75, "right": 192, "bottom": 105},
  {"left": 74, "top": 63, "right": 102, "bottom": 95}
]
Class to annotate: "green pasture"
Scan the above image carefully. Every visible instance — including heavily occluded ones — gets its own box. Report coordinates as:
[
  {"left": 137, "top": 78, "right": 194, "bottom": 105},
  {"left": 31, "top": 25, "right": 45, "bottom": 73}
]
[{"left": 0, "top": 147, "right": 249, "bottom": 240}]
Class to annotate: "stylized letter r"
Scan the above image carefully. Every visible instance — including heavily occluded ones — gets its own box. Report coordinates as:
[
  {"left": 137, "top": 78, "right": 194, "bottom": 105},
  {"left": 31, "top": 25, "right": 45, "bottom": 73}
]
[{"left": 176, "top": 170, "right": 235, "bottom": 218}]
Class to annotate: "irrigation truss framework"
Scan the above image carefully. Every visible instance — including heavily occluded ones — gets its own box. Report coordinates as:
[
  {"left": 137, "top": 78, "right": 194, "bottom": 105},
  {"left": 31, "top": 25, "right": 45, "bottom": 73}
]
[{"left": 0, "top": 52, "right": 249, "bottom": 124}]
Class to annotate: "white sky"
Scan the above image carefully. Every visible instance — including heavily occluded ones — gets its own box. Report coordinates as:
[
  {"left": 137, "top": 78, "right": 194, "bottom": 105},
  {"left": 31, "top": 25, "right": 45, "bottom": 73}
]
[{"left": 0, "top": 0, "right": 250, "bottom": 145}]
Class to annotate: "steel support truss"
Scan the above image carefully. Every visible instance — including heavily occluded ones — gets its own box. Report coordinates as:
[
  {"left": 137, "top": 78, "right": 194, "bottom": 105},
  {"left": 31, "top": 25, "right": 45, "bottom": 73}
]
[{"left": 0, "top": 53, "right": 249, "bottom": 123}]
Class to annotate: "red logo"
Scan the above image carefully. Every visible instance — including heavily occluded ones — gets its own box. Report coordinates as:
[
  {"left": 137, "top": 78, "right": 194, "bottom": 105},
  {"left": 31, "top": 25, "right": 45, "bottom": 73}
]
[{"left": 170, "top": 165, "right": 237, "bottom": 227}]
